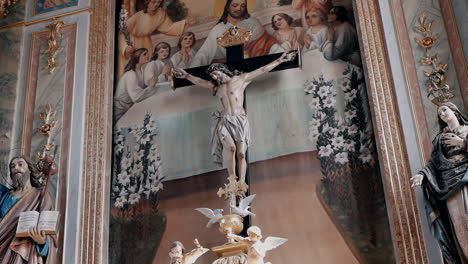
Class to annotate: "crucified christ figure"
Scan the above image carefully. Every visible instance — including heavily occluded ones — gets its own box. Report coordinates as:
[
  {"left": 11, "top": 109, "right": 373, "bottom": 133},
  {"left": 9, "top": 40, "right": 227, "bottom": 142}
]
[{"left": 174, "top": 51, "right": 297, "bottom": 190}]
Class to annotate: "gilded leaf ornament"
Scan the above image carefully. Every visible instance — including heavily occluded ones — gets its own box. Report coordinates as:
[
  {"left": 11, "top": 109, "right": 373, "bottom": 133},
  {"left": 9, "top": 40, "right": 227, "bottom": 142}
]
[
  {"left": 413, "top": 13, "right": 453, "bottom": 104},
  {"left": 44, "top": 20, "right": 65, "bottom": 74},
  {"left": 0, "top": 0, "right": 17, "bottom": 20}
]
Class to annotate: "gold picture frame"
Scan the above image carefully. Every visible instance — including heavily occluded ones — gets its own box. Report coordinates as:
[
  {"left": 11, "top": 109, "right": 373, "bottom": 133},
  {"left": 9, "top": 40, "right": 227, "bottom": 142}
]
[{"left": 77, "top": 0, "right": 427, "bottom": 263}]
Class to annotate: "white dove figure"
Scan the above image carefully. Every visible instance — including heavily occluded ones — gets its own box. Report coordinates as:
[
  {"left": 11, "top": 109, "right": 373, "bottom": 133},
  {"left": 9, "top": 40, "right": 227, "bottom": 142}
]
[
  {"left": 195, "top": 208, "right": 224, "bottom": 228},
  {"left": 230, "top": 194, "right": 256, "bottom": 217}
]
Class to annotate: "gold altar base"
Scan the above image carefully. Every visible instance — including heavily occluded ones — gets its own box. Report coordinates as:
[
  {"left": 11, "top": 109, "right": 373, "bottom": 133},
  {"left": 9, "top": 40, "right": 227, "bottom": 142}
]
[{"left": 212, "top": 242, "right": 248, "bottom": 257}]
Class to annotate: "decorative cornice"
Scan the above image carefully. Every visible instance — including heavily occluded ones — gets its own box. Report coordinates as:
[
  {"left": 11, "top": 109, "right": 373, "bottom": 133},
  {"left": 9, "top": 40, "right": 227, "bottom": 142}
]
[
  {"left": 78, "top": 0, "right": 114, "bottom": 263},
  {"left": 0, "top": 7, "right": 91, "bottom": 30},
  {"left": 354, "top": 0, "right": 427, "bottom": 263}
]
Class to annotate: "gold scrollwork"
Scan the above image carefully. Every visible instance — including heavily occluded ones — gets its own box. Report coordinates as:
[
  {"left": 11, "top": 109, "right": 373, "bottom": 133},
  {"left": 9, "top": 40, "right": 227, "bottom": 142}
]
[
  {"left": 414, "top": 13, "right": 453, "bottom": 104},
  {"left": 0, "top": 0, "right": 18, "bottom": 20},
  {"left": 44, "top": 20, "right": 65, "bottom": 74}
]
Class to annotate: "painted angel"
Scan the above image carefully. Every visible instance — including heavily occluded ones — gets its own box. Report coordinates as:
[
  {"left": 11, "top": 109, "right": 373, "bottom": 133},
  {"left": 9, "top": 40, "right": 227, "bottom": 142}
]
[
  {"left": 228, "top": 226, "right": 287, "bottom": 264},
  {"left": 169, "top": 239, "right": 209, "bottom": 264}
]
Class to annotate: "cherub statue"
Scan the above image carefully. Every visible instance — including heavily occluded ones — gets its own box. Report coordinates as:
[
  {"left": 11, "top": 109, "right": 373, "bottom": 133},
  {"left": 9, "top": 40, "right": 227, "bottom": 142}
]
[
  {"left": 228, "top": 226, "right": 287, "bottom": 264},
  {"left": 169, "top": 239, "right": 209, "bottom": 264}
]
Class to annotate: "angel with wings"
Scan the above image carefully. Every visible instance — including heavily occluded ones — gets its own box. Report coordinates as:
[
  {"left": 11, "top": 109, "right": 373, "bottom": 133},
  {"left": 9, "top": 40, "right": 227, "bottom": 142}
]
[{"left": 228, "top": 226, "right": 287, "bottom": 264}]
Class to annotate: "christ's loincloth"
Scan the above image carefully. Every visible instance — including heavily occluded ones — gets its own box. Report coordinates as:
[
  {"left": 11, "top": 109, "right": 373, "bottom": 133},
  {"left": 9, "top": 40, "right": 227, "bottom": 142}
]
[{"left": 211, "top": 111, "right": 251, "bottom": 166}]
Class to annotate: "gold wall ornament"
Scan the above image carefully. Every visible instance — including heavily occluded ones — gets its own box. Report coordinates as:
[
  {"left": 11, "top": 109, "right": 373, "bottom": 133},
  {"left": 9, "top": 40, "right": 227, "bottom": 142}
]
[
  {"left": 413, "top": 13, "right": 453, "bottom": 104},
  {"left": 216, "top": 25, "right": 252, "bottom": 48},
  {"left": 38, "top": 103, "right": 57, "bottom": 136},
  {"left": 0, "top": 0, "right": 18, "bottom": 20},
  {"left": 217, "top": 175, "right": 249, "bottom": 205},
  {"left": 44, "top": 20, "right": 65, "bottom": 74},
  {"left": 37, "top": 103, "right": 58, "bottom": 158},
  {"left": 35, "top": 104, "right": 59, "bottom": 185}
]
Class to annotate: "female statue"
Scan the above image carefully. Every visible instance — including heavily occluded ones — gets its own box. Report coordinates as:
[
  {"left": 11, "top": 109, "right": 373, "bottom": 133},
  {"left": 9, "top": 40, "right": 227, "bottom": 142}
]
[{"left": 411, "top": 102, "right": 468, "bottom": 263}]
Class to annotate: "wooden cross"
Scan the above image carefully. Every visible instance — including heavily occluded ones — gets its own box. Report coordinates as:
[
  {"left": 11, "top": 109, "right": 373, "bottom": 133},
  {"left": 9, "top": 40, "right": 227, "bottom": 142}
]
[
  {"left": 171, "top": 26, "right": 301, "bottom": 234},
  {"left": 171, "top": 28, "right": 301, "bottom": 88}
]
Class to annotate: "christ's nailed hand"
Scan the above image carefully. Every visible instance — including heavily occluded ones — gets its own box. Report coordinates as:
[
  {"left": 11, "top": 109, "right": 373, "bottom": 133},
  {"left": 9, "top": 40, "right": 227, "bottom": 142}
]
[{"left": 173, "top": 68, "right": 188, "bottom": 79}]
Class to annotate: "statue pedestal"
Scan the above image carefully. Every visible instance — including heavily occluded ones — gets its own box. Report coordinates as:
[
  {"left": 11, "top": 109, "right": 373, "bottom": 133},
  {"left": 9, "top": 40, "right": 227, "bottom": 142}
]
[
  {"left": 212, "top": 242, "right": 247, "bottom": 257},
  {"left": 211, "top": 253, "right": 248, "bottom": 264},
  {"left": 211, "top": 214, "right": 248, "bottom": 263}
]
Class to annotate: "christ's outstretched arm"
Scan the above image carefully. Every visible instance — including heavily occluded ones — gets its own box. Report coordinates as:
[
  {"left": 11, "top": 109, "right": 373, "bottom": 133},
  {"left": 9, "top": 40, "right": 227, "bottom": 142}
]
[
  {"left": 173, "top": 68, "right": 214, "bottom": 90},
  {"left": 244, "top": 51, "right": 297, "bottom": 83}
]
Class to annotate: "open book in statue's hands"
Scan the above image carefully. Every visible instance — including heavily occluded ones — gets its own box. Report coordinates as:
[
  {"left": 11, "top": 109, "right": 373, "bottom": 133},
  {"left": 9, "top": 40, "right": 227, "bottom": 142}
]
[{"left": 15, "top": 210, "right": 59, "bottom": 237}]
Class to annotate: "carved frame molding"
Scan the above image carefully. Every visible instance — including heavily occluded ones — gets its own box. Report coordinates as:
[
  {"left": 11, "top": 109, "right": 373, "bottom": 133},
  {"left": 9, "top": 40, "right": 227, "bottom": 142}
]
[
  {"left": 77, "top": 0, "right": 428, "bottom": 263},
  {"left": 78, "top": 0, "right": 114, "bottom": 263},
  {"left": 354, "top": 1, "right": 428, "bottom": 263}
]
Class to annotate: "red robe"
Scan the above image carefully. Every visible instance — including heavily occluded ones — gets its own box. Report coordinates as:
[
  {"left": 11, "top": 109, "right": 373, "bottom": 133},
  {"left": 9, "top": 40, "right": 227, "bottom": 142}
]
[{"left": 244, "top": 32, "right": 279, "bottom": 58}]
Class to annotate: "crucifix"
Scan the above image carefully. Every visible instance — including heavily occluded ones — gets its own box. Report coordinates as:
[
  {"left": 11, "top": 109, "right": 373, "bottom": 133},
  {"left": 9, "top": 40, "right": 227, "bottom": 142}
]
[{"left": 172, "top": 25, "right": 301, "bottom": 203}]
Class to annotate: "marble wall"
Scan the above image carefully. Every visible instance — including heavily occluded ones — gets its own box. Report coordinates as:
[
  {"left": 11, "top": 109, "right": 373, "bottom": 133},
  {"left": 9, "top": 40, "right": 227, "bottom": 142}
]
[
  {"left": 451, "top": 0, "right": 468, "bottom": 62},
  {"left": 20, "top": 22, "right": 78, "bottom": 209},
  {"left": 0, "top": 0, "right": 91, "bottom": 263},
  {"left": 0, "top": 26, "right": 23, "bottom": 185},
  {"left": 0, "top": 0, "right": 25, "bottom": 27}
]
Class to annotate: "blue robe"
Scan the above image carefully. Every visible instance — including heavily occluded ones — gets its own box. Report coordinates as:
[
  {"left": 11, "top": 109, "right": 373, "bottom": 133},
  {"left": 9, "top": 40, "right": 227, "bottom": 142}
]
[
  {"left": 419, "top": 133, "right": 468, "bottom": 264},
  {"left": 0, "top": 185, "right": 49, "bottom": 257}
]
